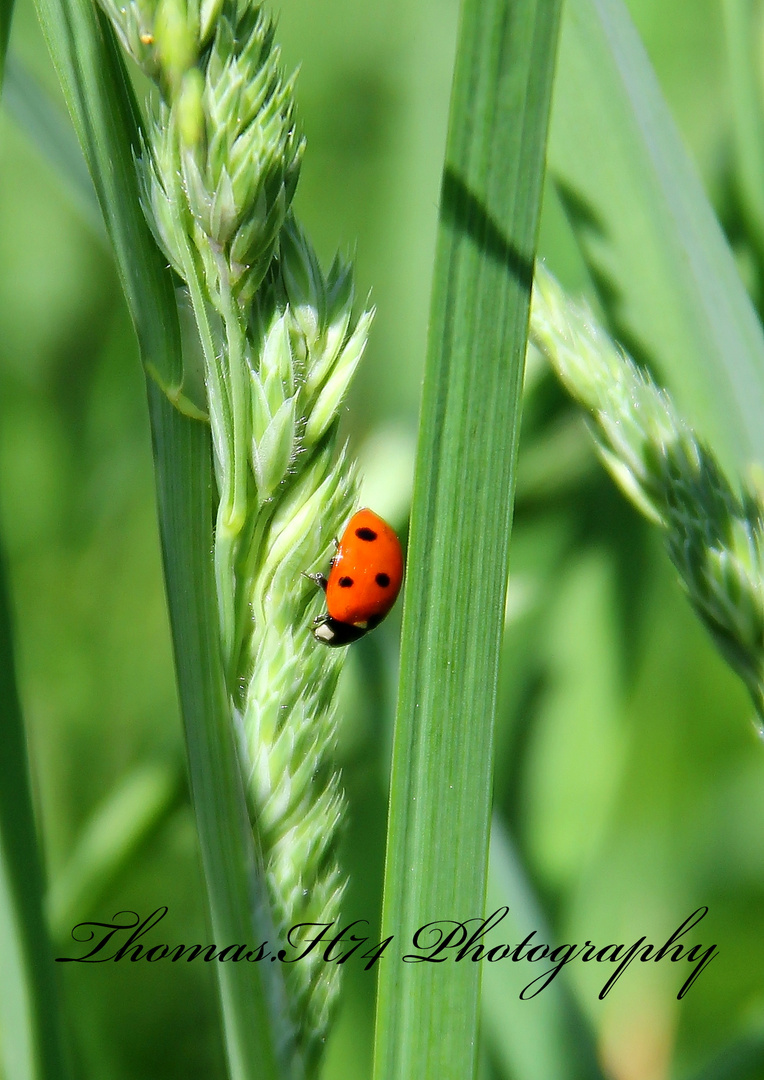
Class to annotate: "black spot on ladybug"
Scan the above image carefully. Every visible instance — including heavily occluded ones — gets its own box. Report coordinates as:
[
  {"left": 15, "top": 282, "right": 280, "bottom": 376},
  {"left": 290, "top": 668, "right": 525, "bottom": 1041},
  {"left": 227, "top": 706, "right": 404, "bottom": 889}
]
[
  {"left": 338, "top": 576, "right": 354, "bottom": 588},
  {"left": 355, "top": 527, "right": 378, "bottom": 541},
  {"left": 375, "top": 573, "right": 390, "bottom": 588}
]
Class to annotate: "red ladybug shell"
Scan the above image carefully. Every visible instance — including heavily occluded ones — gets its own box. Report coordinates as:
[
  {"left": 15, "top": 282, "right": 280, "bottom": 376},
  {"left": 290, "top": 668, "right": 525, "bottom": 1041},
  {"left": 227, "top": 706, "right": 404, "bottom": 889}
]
[{"left": 326, "top": 509, "right": 403, "bottom": 627}]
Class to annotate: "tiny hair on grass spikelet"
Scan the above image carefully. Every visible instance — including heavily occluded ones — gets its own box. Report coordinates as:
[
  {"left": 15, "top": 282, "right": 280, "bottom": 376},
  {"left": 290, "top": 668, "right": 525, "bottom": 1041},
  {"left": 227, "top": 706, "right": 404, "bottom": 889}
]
[
  {"left": 98, "top": 0, "right": 374, "bottom": 1066},
  {"left": 530, "top": 263, "right": 764, "bottom": 725}
]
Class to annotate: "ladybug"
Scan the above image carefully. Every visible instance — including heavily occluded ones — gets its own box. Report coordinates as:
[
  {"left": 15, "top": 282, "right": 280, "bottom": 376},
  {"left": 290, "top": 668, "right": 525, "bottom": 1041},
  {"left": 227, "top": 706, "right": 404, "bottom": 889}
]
[{"left": 306, "top": 508, "right": 404, "bottom": 646}]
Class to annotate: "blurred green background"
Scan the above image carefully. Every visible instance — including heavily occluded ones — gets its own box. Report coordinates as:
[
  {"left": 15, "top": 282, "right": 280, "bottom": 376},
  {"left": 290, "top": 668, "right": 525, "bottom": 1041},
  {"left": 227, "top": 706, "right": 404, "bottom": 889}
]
[{"left": 2, "top": 0, "right": 764, "bottom": 1078}]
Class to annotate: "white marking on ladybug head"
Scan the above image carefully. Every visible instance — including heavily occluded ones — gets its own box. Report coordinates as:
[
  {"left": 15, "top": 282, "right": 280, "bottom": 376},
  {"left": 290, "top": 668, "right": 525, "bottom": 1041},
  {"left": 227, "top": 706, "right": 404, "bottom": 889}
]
[{"left": 314, "top": 623, "right": 337, "bottom": 644}]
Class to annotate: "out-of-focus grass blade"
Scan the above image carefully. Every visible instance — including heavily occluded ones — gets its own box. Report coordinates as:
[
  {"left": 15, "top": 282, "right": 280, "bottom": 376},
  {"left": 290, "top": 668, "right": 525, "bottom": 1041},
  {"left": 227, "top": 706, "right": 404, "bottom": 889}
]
[
  {"left": 33, "top": 0, "right": 292, "bottom": 1075},
  {"left": 684, "top": 1031, "right": 764, "bottom": 1080},
  {"left": 548, "top": 0, "right": 764, "bottom": 474},
  {"left": 3, "top": 53, "right": 105, "bottom": 240},
  {"left": 0, "top": 0, "right": 10, "bottom": 81},
  {"left": 483, "top": 817, "right": 605, "bottom": 1080},
  {"left": 372, "top": 1, "right": 562, "bottom": 1077},
  {"left": 722, "top": 0, "right": 764, "bottom": 258},
  {"left": 0, "top": 543, "right": 69, "bottom": 1080},
  {"left": 0, "top": 5, "right": 69, "bottom": 1074},
  {"left": 34, "top": 2, "right": 182, "bottom": 393},
  {"left": 48, "top": 761, "right": 183, "bottom": 941}
]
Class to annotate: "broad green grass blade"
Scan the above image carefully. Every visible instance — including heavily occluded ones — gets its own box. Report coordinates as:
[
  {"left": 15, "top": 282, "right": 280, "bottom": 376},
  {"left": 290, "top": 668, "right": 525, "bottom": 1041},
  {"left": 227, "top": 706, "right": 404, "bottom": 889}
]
[
  {"left": 33, "top": 1, "right": 292, "bottom": 1076},
  {"left": 0, "top": 540, "right": 69, "bottom": 1080},
  {"left": 3, "top": 53, "right": 104, "bottom": 240},
  {"left": 373, "top": 1, "right": 562, "bottom": 1077},
  {"left": 548, "top": 0, "right": 764, "bottom": 473},
  {"left": 483, "top": 817, "right": 604, "bottom": 1080}
]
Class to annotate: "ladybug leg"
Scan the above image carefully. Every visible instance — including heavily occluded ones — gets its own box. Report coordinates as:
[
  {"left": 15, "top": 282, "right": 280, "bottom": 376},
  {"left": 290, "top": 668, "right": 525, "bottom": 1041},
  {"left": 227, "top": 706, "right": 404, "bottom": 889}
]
[{"left": 302, "top": 570, "right": 328, "bottom": 592}]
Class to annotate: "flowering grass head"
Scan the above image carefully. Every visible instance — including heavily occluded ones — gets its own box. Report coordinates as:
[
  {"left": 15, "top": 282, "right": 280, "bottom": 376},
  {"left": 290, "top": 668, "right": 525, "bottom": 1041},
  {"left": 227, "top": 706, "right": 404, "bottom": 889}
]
[
  {"left": 98, "top": 0, "right": 375, "bottom": 1064},
  {"left": 531, "top": 264, "right": 764, "bottom": 726}
]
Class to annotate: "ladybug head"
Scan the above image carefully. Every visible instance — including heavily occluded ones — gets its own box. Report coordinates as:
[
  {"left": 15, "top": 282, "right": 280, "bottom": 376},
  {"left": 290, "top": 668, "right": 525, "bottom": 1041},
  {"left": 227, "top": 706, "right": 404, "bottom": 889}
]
[{"left": 312, "top": 615, "right": 369, "bottom": 647}]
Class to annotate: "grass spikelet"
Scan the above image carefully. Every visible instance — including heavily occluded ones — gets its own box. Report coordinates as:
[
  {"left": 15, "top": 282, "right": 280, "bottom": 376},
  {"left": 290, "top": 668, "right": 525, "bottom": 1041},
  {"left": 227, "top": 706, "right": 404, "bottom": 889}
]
[{"left": 530, "top": 263, "right": 764, "bottom": 724}]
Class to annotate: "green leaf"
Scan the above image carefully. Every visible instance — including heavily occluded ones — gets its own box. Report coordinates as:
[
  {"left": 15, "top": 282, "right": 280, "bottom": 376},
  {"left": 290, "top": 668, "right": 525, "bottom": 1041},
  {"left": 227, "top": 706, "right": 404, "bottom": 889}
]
[
  {"left": 0, "top": 541, "right": 69, "bottom": 1080},
  {"left": 372, "top": 0, "right": 562, "bottom": 1077},
  {"left": 549, "top": 0, "right": 764, "bottom": 474},
  {"left": 33, "top": 0, "right": 295, "bottom": 1075}
]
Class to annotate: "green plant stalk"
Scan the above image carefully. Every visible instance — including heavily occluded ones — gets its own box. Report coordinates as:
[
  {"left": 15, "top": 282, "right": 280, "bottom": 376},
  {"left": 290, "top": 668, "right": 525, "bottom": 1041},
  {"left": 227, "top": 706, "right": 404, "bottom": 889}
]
[
  {"left": 373, "top": 1, "right": 562, "bottom": 1077},
  {"left": 211, "top": 262, "right": 249, "bottom": 669},
  {"left": 34, "top": 0, "right": 294, "bottom": 1074}
]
